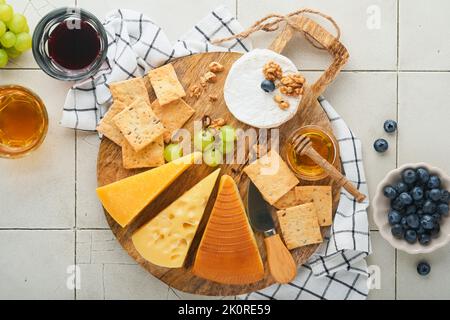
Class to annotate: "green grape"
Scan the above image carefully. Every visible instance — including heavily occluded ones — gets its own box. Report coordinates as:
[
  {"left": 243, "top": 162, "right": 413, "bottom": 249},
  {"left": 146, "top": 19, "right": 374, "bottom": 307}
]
[
  {"left": 194, "top": 129, "right": 214, "bottom": 151},
  {"left": 5, "top": 46, "right": 21, "bottom": 59},
  {"left": 7, "top": 13, "right": 26, "bottom": 33},
  {"left": 23, "top": 22, "right": 29, "bottom": 33},
  {"left": 0, "top": 20, "right": 5, "bottom": 37},
  {"left": 0, "top": 48, "right": 8, "bottom": 67},
  {"left": 203, "top": 146, "right": 223, "bottom": 167},
  {"left": 220, "top": 125, "right": 236, "bottom": 142},
  {"left": 14, "top": 32, "right": 31, "bottom": 52},
  {"left": 164, "top": 143, "right": 183, "bottom": 162},
  {"left": 0, "top": 4, "right": 13, "bottom": 23},
  {"left": 0, "top": 30, "right": 15, "bottom": 48},
  {"left": 0, "top": 0, "right": 5, "bottom": 5}
]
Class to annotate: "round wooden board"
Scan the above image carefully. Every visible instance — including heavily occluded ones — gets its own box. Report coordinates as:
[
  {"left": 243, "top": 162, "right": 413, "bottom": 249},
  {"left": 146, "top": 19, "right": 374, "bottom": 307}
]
[{"left": 97, "top": 52, "right": 342, "bottom": 296}]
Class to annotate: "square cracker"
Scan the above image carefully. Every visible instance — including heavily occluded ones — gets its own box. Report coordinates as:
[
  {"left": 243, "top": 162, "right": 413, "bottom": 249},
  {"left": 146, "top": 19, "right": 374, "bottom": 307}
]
[
  {"left": 122, "top": 136, "right": 165, "bottom": 169},
  {"left": 147, "top": 64, "right": 186, "bottom": 106},
  {"left": 151, "top": 99, "right": 195, "bottom": 143},
  {"left": 277, "top": 203, "right": 323, "bottom": 250},
  {"left": 273, "top": 189, "right": 301, "bottom": 210},
  {"left": 110, "top": 77, "right": 151, "bottom": 106},
  {"left": 96, "top": 102, "right": 126, "bottom": 146},
  {"left": 113, "top": 98, "right": 165, "bottom": 152},
  {"left": 295, "top": 186, "right": 333, "bottom": 226},
  {"left": 243, "top": 150, "right": 299, "bottom": 205}
]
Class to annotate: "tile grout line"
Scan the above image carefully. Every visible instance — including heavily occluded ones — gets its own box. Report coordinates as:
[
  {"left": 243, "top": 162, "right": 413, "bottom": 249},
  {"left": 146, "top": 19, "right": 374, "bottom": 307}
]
[
  {"left": 74, "top": 129, "right": 78, "bottom": 301},
  {"left": 394, "top": 0, "right": 400, "bottom": 301}
]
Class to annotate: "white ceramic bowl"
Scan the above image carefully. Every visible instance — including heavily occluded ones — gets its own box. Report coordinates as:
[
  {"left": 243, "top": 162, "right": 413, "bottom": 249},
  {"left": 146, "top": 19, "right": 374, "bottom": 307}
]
[{"left": 373, "top": 163, "right": 450, "bottom": 254}]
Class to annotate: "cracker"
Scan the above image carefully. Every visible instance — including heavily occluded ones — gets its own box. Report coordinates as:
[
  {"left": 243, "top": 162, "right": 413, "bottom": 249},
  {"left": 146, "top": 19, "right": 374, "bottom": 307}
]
[
  {"left": 147, "top": 64, "right": 186, "bottom": 106},
  {"left": 109, "top": 77, "right": 151, "bottom": 106},
  {"left": 122, "top": 136, "right": 165, "bottom": 169},
  {"left": 113, "top": 98, "right": 165, "bottom": 152},
  {"left": 243, "top": 150, "right": 299, "bottom": 205},
  {"left": 295, "top": 186, "right": 333, "bottom": 226},
  {"left": 96, "top": 102, "right": 126, "bottom": 146},
  {"left": 273, "top": 189, "right": 301, "bottom": 210},
  {"left": 277, "top": 203, "right": 323, "bottom": 250},
  {"left": 151, "top": 99, "right": 195, "bottom": 143}
]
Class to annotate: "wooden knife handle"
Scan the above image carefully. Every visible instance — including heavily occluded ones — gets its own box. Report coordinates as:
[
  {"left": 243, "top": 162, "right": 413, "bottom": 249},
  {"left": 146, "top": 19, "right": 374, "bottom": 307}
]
[
  {"left": 304, "top": 147, "right": 367, "bottom": 203},
  {"left": 264, "top": 234, "right": 297, "bottom": 284}
]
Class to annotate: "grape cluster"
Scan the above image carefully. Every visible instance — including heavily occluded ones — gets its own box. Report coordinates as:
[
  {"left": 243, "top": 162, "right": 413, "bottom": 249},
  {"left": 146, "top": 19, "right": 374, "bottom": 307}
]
[{"left": 0, "top": 0, "right": 32, "bottom": 67}]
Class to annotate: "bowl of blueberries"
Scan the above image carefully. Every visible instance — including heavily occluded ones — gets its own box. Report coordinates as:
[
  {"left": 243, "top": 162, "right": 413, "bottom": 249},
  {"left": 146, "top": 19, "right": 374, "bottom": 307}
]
[{"left": 373, "top": 163, "right": 450, "bottom": 254}]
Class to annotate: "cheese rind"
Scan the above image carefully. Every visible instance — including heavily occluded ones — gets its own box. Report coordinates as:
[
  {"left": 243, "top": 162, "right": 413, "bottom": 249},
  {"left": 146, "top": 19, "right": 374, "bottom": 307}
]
[
  {"left": 192, "top": 175, "right": 264, "bottom": 285},
  {"left": 132, "top": 169, "right": 221, "bottom": 268},
  {"left": 96, "top": 152, "right": 201, "bottom": 228}
]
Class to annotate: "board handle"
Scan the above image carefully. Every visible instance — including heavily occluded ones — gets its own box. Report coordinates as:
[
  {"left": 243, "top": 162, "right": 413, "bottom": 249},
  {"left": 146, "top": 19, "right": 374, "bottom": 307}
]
[
  {"left": 269, "top": 15, "right": 349, "bottom": 109},
  {"left": 264, "top": 234, "right": 297, "bottom": 284}
]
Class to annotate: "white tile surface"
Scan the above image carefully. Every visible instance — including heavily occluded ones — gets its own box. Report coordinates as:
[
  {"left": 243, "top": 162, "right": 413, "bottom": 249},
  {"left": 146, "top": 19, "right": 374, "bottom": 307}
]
[
  {"left": 307, "top": 71, "right": 398, "bottom": 230},
  {"left": 76, "top": 132, "right": 107, "bottom": 228},
  {"left": 77, "top": 0, "right": 236, "bottom": 43},
  {"left": 0, "top": 230, "right": 74, "bottom": 299},
  {"left": 0, "top": 70, "right": 75, "bottom": 228},
  {"left": 399, "top": 0, "right": 450, "bottom": 70},
  {"left": 76, "top": 230, "right": 169, "bottom": 300},
  {"left": 238, "top": 0, "right": 397, "bottom": 70},
  {"left": 6, "top": 0, "right": 77, "bottom": 69},
  {"left": 398, "top": 73, "right": 450, "bottom": 172},
  {"left": 367, "top": 231, "right": 396, "bottom": 300}
]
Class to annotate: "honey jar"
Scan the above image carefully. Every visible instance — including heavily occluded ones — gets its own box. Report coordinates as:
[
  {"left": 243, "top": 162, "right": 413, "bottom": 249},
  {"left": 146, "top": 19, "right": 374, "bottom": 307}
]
[{"left": 285, "top": 125, "right": 338, "bottom": 181}]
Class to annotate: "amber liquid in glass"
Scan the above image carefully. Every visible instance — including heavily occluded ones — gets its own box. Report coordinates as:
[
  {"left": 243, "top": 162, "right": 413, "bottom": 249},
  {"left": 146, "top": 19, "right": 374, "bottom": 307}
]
[
  {"left": 0, "top": 86, "right": 48, "bottom": 158},
  {"left": 286, "top": 127, "right": 336, "bottom": 180}
]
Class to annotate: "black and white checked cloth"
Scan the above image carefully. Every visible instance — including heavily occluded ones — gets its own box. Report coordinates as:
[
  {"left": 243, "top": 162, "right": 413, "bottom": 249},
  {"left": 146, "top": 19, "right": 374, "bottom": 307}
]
[
  {"left": 60, "top": 6, "right": 250, "bottom": 130},
  {"left": 60, "top": 6, "right": 372, "bottom": 300}
]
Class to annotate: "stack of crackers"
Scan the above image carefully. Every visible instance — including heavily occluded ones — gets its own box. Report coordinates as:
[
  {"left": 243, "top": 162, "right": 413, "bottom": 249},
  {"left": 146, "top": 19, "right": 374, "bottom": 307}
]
[
  {"left": 97, "top": 64, "right": 195, "bottom": 169},
  {"left": 243, "top": 150, "right": 333, "bottom": 250}
]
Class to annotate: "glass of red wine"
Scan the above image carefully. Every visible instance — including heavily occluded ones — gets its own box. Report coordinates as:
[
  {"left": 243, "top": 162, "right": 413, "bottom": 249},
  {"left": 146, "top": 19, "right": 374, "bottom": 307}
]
[{"left": 32, "top": 7, "right": 108, "bottom": 81}]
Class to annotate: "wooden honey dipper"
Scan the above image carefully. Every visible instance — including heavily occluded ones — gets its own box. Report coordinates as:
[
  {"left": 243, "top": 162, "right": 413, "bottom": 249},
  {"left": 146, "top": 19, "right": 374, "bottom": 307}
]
[{"left": 293, "top": 134, "right": 366, "bottom": 203}]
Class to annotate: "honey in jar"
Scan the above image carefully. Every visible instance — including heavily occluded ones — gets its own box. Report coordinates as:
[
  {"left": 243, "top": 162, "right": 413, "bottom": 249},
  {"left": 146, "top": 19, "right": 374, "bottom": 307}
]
[
  {"left": 0, "top": 85, "right": 48, "bottom": 158},
  {"left": 285, "top": 125, "right": 338, "bottom": 181}
]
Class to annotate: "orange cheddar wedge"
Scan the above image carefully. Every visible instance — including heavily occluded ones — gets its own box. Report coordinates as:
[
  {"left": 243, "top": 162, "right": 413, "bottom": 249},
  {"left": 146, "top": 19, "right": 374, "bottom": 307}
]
[
  {"left": 192, "top": 175, "right": 264, "bottom": 285},
  {"left": 132, "top": 169, "right": 221, "bottom": 268},
  {"left": 96, "top": 152, "right": 201, "bottom": 228}
]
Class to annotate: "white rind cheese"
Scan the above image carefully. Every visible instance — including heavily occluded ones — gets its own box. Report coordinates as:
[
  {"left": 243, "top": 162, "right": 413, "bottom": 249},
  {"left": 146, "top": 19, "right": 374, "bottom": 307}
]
[{"left": 224, "top": 49, "right": 301, "bottom": 128}]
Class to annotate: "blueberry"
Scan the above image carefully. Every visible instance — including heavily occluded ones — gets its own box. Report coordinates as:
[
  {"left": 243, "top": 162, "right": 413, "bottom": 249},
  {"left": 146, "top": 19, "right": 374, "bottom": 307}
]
[
  {"left": 405, "top": 205, "right": 417, "bottom": 216},
  {"left": 383, "top": 120, "right": 397, "bottom": 133},
  {"left": 374, "top": 139, "right": 388, "bottom": 153},
  {"left": 388, "top": 210, "right": 402, "bottom": 225},
  {"left": 391, "top": 224, "right": 404, "bottom": 239},
  {"left": 437, "top": 203, "right": 449, "bottom": 216},
  {"left": 400, "top": 216, "right": 408, "bottom": 228},
  {"left": 421, "top": 215, "right": 435, "bottom": 230},
  {"left": 395, "top": 182, "right": 409, "bottom": 194},
  {"left": 415, "top": 199, "right": 425, "bottom": 209},
  {"left": 440, "top": 190, "right": 450, "bottom": 203},
  {"left": 416, "top": 167, "right": 430, "bottom": 185},
  {"left": 417, "top": 262, "right": 431, "bottom": 276},
  {"left": 398, "top": 192, "right": 413, "bottom": 206},
  {"left": 383, "top": 185, "right": 397, "bottom": 200},
  {"left": 417, "top": 209, "right": 424, "bottom": 216},
  {"left": 428, "top": 175, "right": 441, "bottom": 189},
  {"left": 261, "top": 80, "right": 276, "bottom": 93},
  {"left": 431, "top": 224, "right": 441, "bottom": 238},
  {"left": 419, "top": 234, "right": 432, "bottom": 246},
  {"left": 392, "top": 197, "right": 405, "bottom": 211},
  {"left": 402, "top": 169, "right": 417, "bottom": 184},
  {"left": 411, "top": 186, "right": 424, "bottom": 201},
  {"left": 423, "top": 200, "right": 437, "bottom": 214},
  {"left": 406, "top": 214, "right": 420, "bottom": 229},
  {"left": 416, "top": 226, "right": 426, "bottom": 235},
  {"left": 429, "top": 189, "right": 442, "bottom": 202},
  {"left": 432, "top": 213, "right": 441, "bottom": 223},
  {"left": 404, "top": 229, "right": 418, "bottom": 244}
]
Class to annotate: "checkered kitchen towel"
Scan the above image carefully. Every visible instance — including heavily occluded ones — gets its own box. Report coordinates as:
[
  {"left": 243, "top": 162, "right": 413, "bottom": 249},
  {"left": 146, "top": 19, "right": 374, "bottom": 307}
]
[{"left": 60, "top": 6, "right": 372, "bottom": 300}]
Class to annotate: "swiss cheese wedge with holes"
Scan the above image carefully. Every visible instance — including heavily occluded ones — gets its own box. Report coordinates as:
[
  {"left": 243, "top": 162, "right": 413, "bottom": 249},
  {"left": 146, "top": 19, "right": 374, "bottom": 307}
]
[
  {"left": 132, "top": 169, "right": 221, "bottom": 268},
  {"left": 96, "top": 152, "right": 201, "bottom": 228},
  {"left": 192, "top": 175, "right": 264, "bottom": 285}
]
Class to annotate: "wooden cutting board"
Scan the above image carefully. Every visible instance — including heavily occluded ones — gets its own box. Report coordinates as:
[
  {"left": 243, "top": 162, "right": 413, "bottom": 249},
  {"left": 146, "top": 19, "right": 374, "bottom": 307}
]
[{"left": 97, "top": 15, "right": 349, "bottom": 296}]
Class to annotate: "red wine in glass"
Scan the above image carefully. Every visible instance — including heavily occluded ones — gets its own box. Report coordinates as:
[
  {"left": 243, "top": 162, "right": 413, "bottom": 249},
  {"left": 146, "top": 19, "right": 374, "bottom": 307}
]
[{"left": 48, "top": 20, "right": 101, "bottom": 70}]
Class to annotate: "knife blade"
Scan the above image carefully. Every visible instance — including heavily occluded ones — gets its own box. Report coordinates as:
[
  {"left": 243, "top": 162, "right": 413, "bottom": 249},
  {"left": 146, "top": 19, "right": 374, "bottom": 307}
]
[
  {"left": 246, "top": 181, "right": 297, "bottom": 284},
  {"left": 247, "top": 181, "right": 276, "bottom": 236}
]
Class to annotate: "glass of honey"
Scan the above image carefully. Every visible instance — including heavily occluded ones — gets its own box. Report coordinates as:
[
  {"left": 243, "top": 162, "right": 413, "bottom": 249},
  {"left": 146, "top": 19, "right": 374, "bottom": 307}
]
[
  {"left": 0, "top": 85, "right": 48, "bottom": 158},
  {"left": 285, "top": 125, "right": 338, "bottom": 181}
]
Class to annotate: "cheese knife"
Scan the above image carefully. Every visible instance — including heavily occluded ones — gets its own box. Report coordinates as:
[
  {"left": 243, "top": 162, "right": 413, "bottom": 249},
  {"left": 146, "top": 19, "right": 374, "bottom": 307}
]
[{"left": 247, "top": 182, "right": 297, "bottom": 284}]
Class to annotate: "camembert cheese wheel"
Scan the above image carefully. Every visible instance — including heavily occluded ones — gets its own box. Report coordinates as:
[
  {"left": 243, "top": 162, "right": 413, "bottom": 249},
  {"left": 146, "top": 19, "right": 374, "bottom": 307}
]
[
  {"left": 132, "top": 169, "right": 221, "bottom": 268},
  {"left": 192, "top": 175, "right": 264, "bottom": 285}
]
